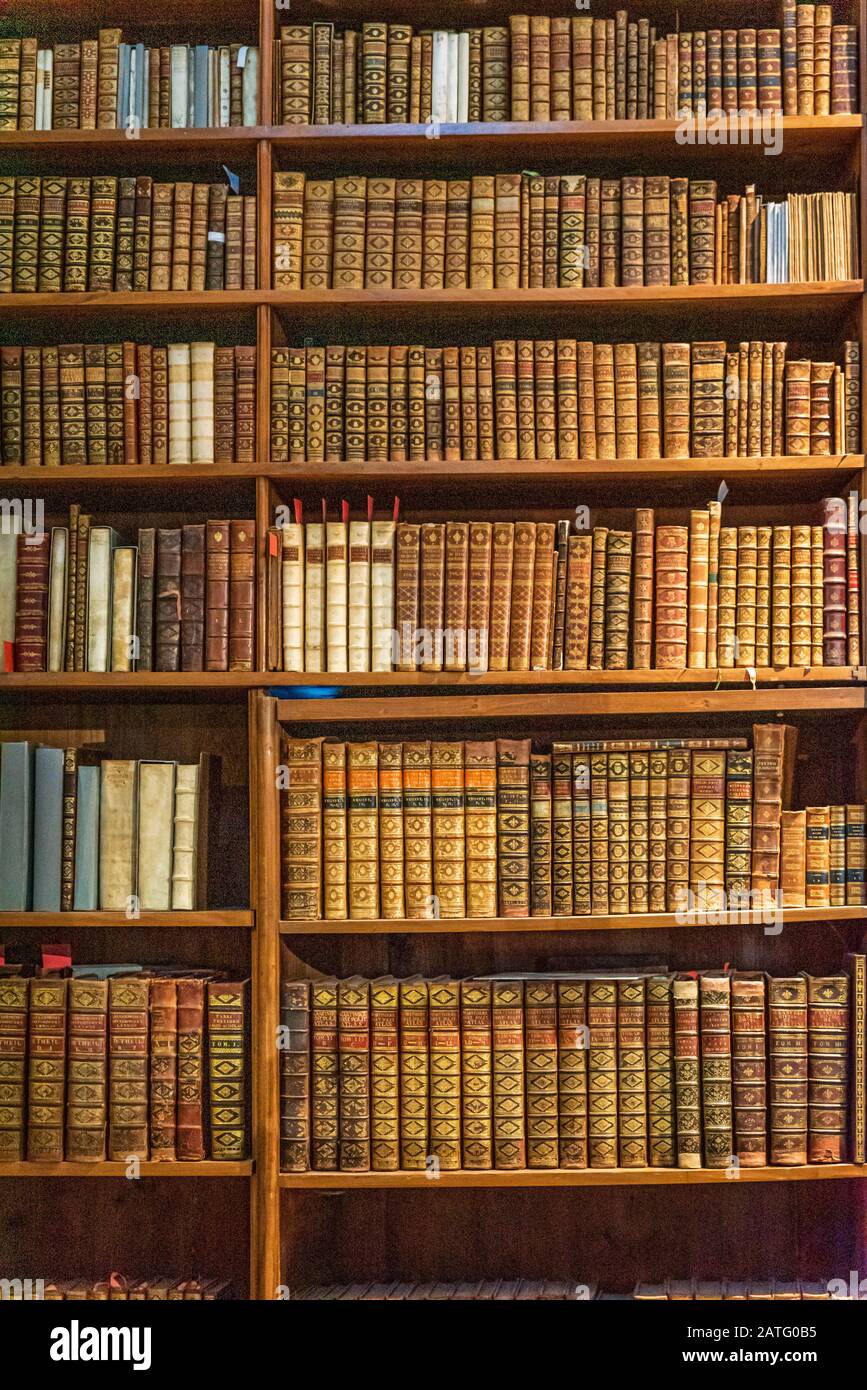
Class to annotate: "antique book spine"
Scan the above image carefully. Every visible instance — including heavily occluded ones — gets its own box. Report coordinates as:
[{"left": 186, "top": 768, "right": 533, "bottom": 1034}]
[
  {"left": 847, "top": 953, "right": 866, "bottom": 1162},
  {"left": 310, "top": 980, "right": 338, "bottom": 1169},
  {"left": 551, "top": 743, "right": 574, "bottom": 916},
  {"left": 846, "top": 804, "right": 866, "bottom": 906},
  {"left": 370, "top": 979, "right": 399, "bottom": 1171},
  {"left": 666, "top": 750, "right": 691, "bottom": 913},
  {"left": 648, "top": 749, "right": 668, "bottom": 913},
  {"left": 487, "top": 520, "right": 515, "bottom": 672},
  {"left": 377, "top": 743, "right": 404, "bottom": 920},
  {"left": 590, "top": 752, "right": 610, "bottom": 914},
  {"left": 394, "top": 179, "right": 422, "bottom": 288},
  {"left": 65, "top": 979, "right": 109, "bottom": 1161},
  {"left": 272, "top": 171, "right": 305, "bottom": 289},
  {"left": 805, "top": 805, "right": 831, "bottom": 908},
  {"left": 655, "top": 524, "right": 689, "bottom": 668},
  {"left": 281, "top": 25, "right": 312, "bottom": 124},
  {"left": 751, "top": 722, "right": 796, "bottom": 904},
  {"left": 606, "top": 750, "right": 629, "bottom": 914},
  {"left": 403, "top": 741, "right": 433, "bottom": 918},
  {"left": 829, "top": 804, "right": 847, "bottom": 909},
  {"left": 525, "top": 980, "right": 558, "bottom": 1169},
  {"left": 570, "top": 750, "right": 591, "bottom": 916},
  {"left": 15, "top": 529, "right": 50, "bottom": 672},
  {"left": 428, "top": 979, "right": 461, "bottom": 1170},
  {"left": 149, "top": 979, "right": 177, "bottom": 1162},
  {"left": 493, "top": 980, "right": 525, "bottom": 1169},
  {"left": 347, "top": 518, "right": 371, "bottom": 673},
  {"left": 687, "top": 508, "right": 710, "bottom": 669},
  {"left": 209, "top": 978, "right": 248, "bottom": 1162},
  {"left": 529, "top": 751, "right": 552, "bottom": 917},
  {"left": 646, "top": 975, "right": 675, "bottom": 1167},
  {"left": 322, "top": 742, "right": 347, "bottom": 920},
  {"left": 768, "top": 976, "right": 808, "bottom": 1164},
  {"left": 26, "top": 978, "right": 68, "bottom": 1161},
  {"left": 717, "top": 526, "right": 738, "bottom": 666},
  {"left": 556, "top": 980, "right": 587, "bottom": 1169},
  {"left": 791, "top": 523, "right": 813, "bottom": 667},
  {"left": 280, "top": 735, "right": 324, "bottom": 920},
  {"left": 604, "top": 529, "right": 632, "bottom": 671},
  {"left": 419, "top": 521, "right": 445, "bottom": 672},
  {"left": 781, "top": 808, "right": 807, "bottom": 907},
  {"left": 469, "top": 175, "right": 495, "bottom": 289},
  {"left": 700, "top": 974, "right": 733, "bottom": 1169},
  {"left": 394, "top": 522, "right": 419, "bottom": 671},
  {"left": 460, "top": 980, "right": 492, "bottom": 1169},
  {"left": 636, "top": 341, "right": 662, "bottom": 461},
  {"left": 431, "top": 740, "right": 465, "bottom": 917},
  {"left": 176, "top": 977, "right": 206, "bottom": 1161},
  {"left": 507, "top": 520, "right": 536, "bottom": 671},
  {"left": 338, "top": 978, "right": 370, "bottom": 1170},
  {"left": 587, "top": 526, "right": 608, "bottom": 669},
  {"left": 347, "top": 742, "right": 379, "bottom": 920},
  {"left": 806, "top": 973, "right": 848, "bottom": 1163},
  {"left": 496, "top": 738, "right": 531, "bottom": 917},
  {"left": 846, "top": 491, "right": 860, "bottom": 666},
  {"left": 280, "top": 980, "right": 310, "bottom": 1171},
  {"left": 797, "top": 4, "right": 816, "bottom": 114},
  {"left": 662, "top": 342, "right": 690, "bottom": 458},
  {"left": 587, "top": 979, "right": 617, "bottom": 1168},
  {"left": 731, "top": 974, "right": 768, "bottom": 1168},
  {"left": 672, "top": 976, "right": 701, "bottom": 1168},
  {"left": 782, "top": 0, "right": 798, "bottom": 114},
  {"left": 844, "top": 341, "right": 861, "bottom": 452},
  {"left": 822, "top": 496, "right": 847, "bottom": 666},
  {"left": 529, "top": 522, "right": 555, "bottom": 671},
  {"left": 398, "top": 979, "right": 428, "bottom": 1168},
  {"left": 628, "top": 750, "right": 650, "bottom": 914},
  {"left": 364, "top": 176, "right": 395, "bottom": 289},
  {"left": 725, "top": 750, "right": 753, "bottom": 899},
  {"left": 617, "top": 979, "right": 647, "bottom": 1167},
  {"left": 669, "top": 177, "right": 689, "bottom": 285},
  {"left": 464, "top": 740, "right": 496, "bottom": 920}
]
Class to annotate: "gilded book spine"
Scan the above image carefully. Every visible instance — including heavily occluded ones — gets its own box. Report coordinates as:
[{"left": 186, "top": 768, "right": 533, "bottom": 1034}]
[
  {"left": 403, "top": 741, "right": 433, "bottom": 918},
  {"left": 551, "top": 742, "right": 574, "bottom": 916},
  {"left": 496, "top": 738, "right": 531, "bottom": 917},
  {"left": 338, "top": 978, "right": 370, "bottom": 1171},
  {"left": 280, "top": 736, "right": 324, "bottom": 920},
  {"left": 768, "top": 976, "right": 808, "bottom": 1164},
  {"left": 464, "top": 740, "right": 497, "bottom": 919},
  {"left": 280, "top": 981, "right": 310, "bottom": 1172},
  {"left": 588, "top": 980, "right": 617, "bottom": 1168},
  {"left": 370, "top": 979, "right": 399, "bottom": 1171},
  {"left": 311, "top": 980, "right": 338, "bottom": 1171},
  {"left": 646, "top": 975, "right": 675, "bottom": 1167},
  {"left": 525, "top": 981, "right": 558, "bottom": 1168},
  {"left": 378, "top": 743, "right": 404, "bottom": 920},
  {"left": 700, "top": 974, "right": 733, "bottom": 1169},
  {"left": 492, "top": 980, "right": 525, "bottom": 1169},
  {"left": 322, "top": 743, "right": 347, "bottom": 920},
  {"left": 806, "top": 973, "right": 848, "bottom": 1163},
  {"left": 26, "top": 978, "right": 67, "bottom": 1161},
  {"left": 617, "top": 978, "right": 647, "bottom": 1168},
  {"left": 431, "top": 740, "right": 465, "bottom": 918},
  {"left": 731, "top": 974, "right": 767, "bottom": 1167},
  {"left": 399, "top": 979, "right": 428, "bottom": 1169},
  {"left": 557, "top": 980, "right": 588, "bottom": 1168},
  {"left": 529, "top": 752, "right": 552, "bottom": 917},
  {"left": 672, "top": 975, "right": 701, "bottom": 1169},
  {"left": 347, "top": 742, "right": 379, "bottom": 920},
  {"left": 461, "top": 980, "right": 492, "bottom": 1170},
  {"left": 207, "top": 982, "right": 246, "bottom": 1161}
]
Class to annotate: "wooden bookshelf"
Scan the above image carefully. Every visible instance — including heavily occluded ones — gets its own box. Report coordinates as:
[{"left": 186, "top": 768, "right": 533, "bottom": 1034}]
[{"left": 3, "top": 0, "right": 866, "bottom": 1308}]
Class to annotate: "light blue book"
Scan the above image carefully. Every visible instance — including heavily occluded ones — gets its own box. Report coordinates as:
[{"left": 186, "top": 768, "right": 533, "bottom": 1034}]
[
  {"left": 187, "top": 46, "right": 196, "bottom": 127},
  {"left": 134, "top": 43, "right": 146, "bottom": 129},
  {"left": 0, "top": 741, "right": 35, "bottom": 909},
  {"left": 32, "top": 746, "right": 64, "bottom": 911},
  {"left": 194, "top": 45, "right": 209, "bottom": 128},
  {"left": 73, "top": 764, "right": 100, "bottom": 911},
  {"left": 117, "top": 43, "right": 130, "bottom": 127}
]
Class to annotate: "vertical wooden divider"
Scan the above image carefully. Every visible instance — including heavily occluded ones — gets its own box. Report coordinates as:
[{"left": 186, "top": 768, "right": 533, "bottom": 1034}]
[{"left": 254, "top": 691, "right": 282, "bottom": 1298}]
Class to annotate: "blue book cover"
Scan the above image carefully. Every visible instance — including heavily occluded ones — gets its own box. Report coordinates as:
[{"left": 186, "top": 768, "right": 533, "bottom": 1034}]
[
  {"left": 0, "top": 741, "right": 35, "bottom": 909},
  {"left": 73, "top": 764, "right": 100, "bottom": 911},
  {"left": 194, "top": 45, "right": 209, "bottom": 128},
  {"left": 32, "top": 746, "right": 64, "bottom": 911},
  {"left": 134, "top": 43, "right": 146, "bottom": 128}
]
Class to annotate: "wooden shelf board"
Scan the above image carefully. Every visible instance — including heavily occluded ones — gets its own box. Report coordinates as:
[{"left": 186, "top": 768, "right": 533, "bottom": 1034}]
[
  {"left": 263, "top": 282, "right": 864, "bottom": 310},
  {"left": 0, "top": 127, "right": 263, "bottom": 153},
  {"left": 279, "top": 1164, "right": 867, "bottom": 1190},
  {"left": 0, "top": 911, "right": 254, "bottom": 928},
  {"left": 279, "top": 906, "right": 867, "bottom": 935},
  {"left": 274, "top": 687, "right": 867, "bottom": 720},
  {"left": 265, "top": 115, "right": 863, "bottom": 159},
  {"left": 0, "top": 463, "right": 265, "bottom": 485},
  {"left": 267, "top": 668, "right": 867, "bottom": 688},
  {"left": 0, "top": 291, "right": 260, "bottom": 313},
  {"left": 0, "top": 1161, "right": 253, "bottom": 1178}
]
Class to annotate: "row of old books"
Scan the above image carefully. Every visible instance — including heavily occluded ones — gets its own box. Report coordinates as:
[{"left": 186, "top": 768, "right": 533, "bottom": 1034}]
[
  {"left": 273, "top": 8, "right": 860, "bottom": 125},
  {"left": 268, "top": 499, "right": 860, "bottom": 677},
  {"left": 272, "top": 172, "right": 859, "bottom": 291},
  {"left": 268, "top": 339, "right": 862, "bottom": 462},
  {"left": 0, "top": 1275, "right": 233, "bottom": 1300},
  {"left": 280, "top": 960, "right": 865, "bottom": 1171},
  {"left": 3, "top": 512, "right": 256, "bottom": 675},
  {"left": 0, "top": 342, "right": 257, "bottom": 467},
  {"left": 0, "top": 743, "right": 219, "bottom": 912},
  {"left": 0, "top": 35, "right": 259, "bottom": 132},
  {"left": 288, "top": 1278, "right": 855, "bottom": 1300},
  {"left": 0, "top": 176, "right": 256, "bottom": 294},
  {"left": 0, "top": 968, "right": 247, "bottom": 1161},
  {"left": 278, "top": 726, "right": 864, "bottom": 921}
]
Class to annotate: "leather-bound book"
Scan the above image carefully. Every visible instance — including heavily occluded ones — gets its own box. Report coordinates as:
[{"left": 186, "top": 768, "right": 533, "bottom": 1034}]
[
  {"left": 790, "top": 523, "right": 812, "bottom": 668},
  {"left": 180, "top": 524, "right": 205, "bottom": 671},
  {"left": 133, "top": 527, "right": 155, "bottom": 672},
  {"left": 507, "top": 521, "right": 536, "bottom": 671},
  {"left": 607, "top": 750, "right": 629, "bottom": 914},
  {"left": 691, "top": 342, "right": 725, "bottom": 458},
  {"left": 557, "top": 980, "right": 587, "bottom": 1168},
  {"left": 725, "top": 751, "right": 753, "bottom": 898},
  {"left": 717, "top": 526, "right": 737, "bottom": 667},
  {"left": 751, "top": 722, "right": 798, "bottom": 904},
  {"left": 796, "top": 4, "right": 815, "bottom": 113},
  {"left": 496, "top": 738, "right": 531, "bottom": 917},
  {"left": 493, "top": 338, "right": 518, "bottom": 459},
  {"left": 667, "top": 751, "right": 691, "bottom": 912},
  {"left": 26, "top": 978, "right": 67, "bottom": 1161},
  {"left": 672, "top": 975, "right": 701, "bottom": 1168},
  {"left": 445, "top": 180, "right": 470, "bottom": 288},
  {"left": 347, "top": 518, "right": 371, "bottom": 672},
  {"left": 782, "top": 0, "right": 798, "bottom": 113},
  {"left": 669, "top": 177, "right": 689, "bottom": 285},
  {"left": 366, "top": 349, "right": 389, "bottom": 462},
  {"left": 460, "top": 980, "right": 492, "bottom": 1169},
  {"left": 628, "top": 751, "right": 650, "bottom": 914},
  {"left": 648, "top": 750, "right": 668, "bottom": 913},
  {"left": 529, "top": 752, "right": 552, "bottom": 916},
  {"left": 280, "top": 735, "right": 324, "bottom": 920},
  {"left": 731, "top": 973, "right": 767, "bottom": 1167},
  {"left": 419, "top": 522, "right": 445, "bottom": 672},
  {"left": 428, "top": 979, "right": 461, "bottom": 1170},
  {"left": 551, "top": 743, "right": 573, "bottom": 916},
  {"left": 14, "top": 529, "right": 49, "bottom": 672},
  {"left": 399, "top": 978, "right": 428, "bottom": 1167},
  {"left": 687, "top": 508, "right": 710, "bottom": 669},
  {"left": 563, "top": 532, "right": 592, "bottom": 670},
  {"left": 364, "top": 176, "right": 395, "bottom": 289},
  {"left": 555, "top": 340, "right": 578, "bottom": 460},
  {"left": 61, "top": 176, "right": 90, "bottom": 293},
  {"left": 422, "top": 178, "right": 446, "bottom": 289},
  {"left": 272, "top": 171, "right": 305, "bottom": 289},
  {"left": 846, "top": 492, "right": 860, "bottom": 668},
  {"left": 149, "top": 978, "right": 177, "bottom": 1162},
  {"left": 844, "top": 341, "right": 861, "bottom": 452},
  {"left": 464, "top": 740, "right": 497, "bottom": 919},
  {"left": 688, "top": 179, "right": 716, "bottom": 284},
  {"left": 590, "top": 753, "right": 610, "bottom": 914},
  {"left": 280, "top": 980, "right": 310, "bottom": 1172},
  {"left": 155, "top": 528, "right": 182, "bottom": 672},
  {"left": 846, "top": 804, "right": 866, "bottom": 906},
  {"left": 781, "top": 809, "right": 807, "bottom": 906},
  {"left": 571, "top": 750, "right": 591, "bottom": 915},
  {"left": 73, "top": 514, "right": 91, "bottom": 672},
  {"left": 571, "top": 16, "right": 592, "bottom": 118},
  {"left": 108, "top": 976, "right": 150, "bottom": 1161},
  {"left": 37, "top": 175, "right": 66, "bottom": 293},
  {"left": 347, "top": 742, "right": 379, "bottom": 920},
  {"left": 699, "top": 974, "right": 733, "bottom": 1169},
  {"left": 332, "top": 176, "right": 366, "bottom": 288},
  {"left": 846, "top": 952, "right": 865, "bottom": 1163},
  {"left": 646, "top": 975, "right": 675, "bottom": 1167},
  {"left": 487, "top": 521, "right": 515, "bottom": 672},
  {"left": 529, "top": 523, "right": 555, "bottom": 671},
  {"left": 65, "top": 978, "right": 109, "bottom": 1162},
  {"left": 738, "top": 28, "right": 758, "bottom": 111},
  {"left": 432, "top": 741, "right": 465, "bottom": 918},
  {"left": 492, "top": 979, "right": 525, "bottom": 1169},
  {"left": 393, "top": 179, "right": 422, "bottom": 288},
  {"left": 150, "top": 346, "right": 169, "bottom": 465},
  {"left": 299, "top": 178, "right": 333, "bottom": 289},
  {"left": 587, "top": 526, "right": 608, "bottom": 669},
  {"left": 228, "top": 519, "right": 255, "bottom": 672},
  {"left": 61, "top": 746, "right": 78, "bottom": 910},
  {"left": 806, "top": 972, "right": 847, "bottom": 1163},
  {"left": 305, "top": 346, "right": 326, "bottom": 462},
  {"left": 338, "top": 977, "right": 370, "bottom": 1170},
  {"left": 618, "top": 978, "right": 647, "bottom": 1167},
  {"left": 588, "top": 979, "right": 617, "bottom": 1167},
  {"left": 370, "top": 978, "right": 399, "bottom": 1171},
  {"left": 632, "top": 507, "right": 654, "bottom": 668},
  {"left": 655, "top": 524, "right": 688, "bottom": 669},
  {"left": 310, "top": 979, "right": 338, "bottom": 1169},
  {"left": 705, "top": 500, "right": 722, "bottom": 668},
  {"left": 207, "top": 980, "right": 246, "bottom": 1160},
  {"left": 550, "top": 519, "right": 570, "bottom": 671},
  {"left": 613, "top": 342, "right": 638, "bottom": 457},
  {"left": 604, "top": 530, "right": 632, "bottom": 671},
  {"left": 805, "top": 806, "right": 830, "bottom": 908},
  {"left": 322, "top": 742, "right": 347, "bottom": 919},
  {"left": 768, "top": 976, "right": 808, "bottom": 1164},
  {"left": 378, "top": 744, "right": 404, "bottom": 920},
  {"left": 0, "top": 974, "right": 27, "bottom": 1159},
  {"left": 813, "top": 5, "right": 832, "bottom": 115},
  {"left": 280, "top": 24, "right": 311, "bottom": 123},
  {"left": 394, "top": 523, "right": 420, "bottom": 671},
  {"left": 525, "top": 980, "right": 557, "bottom": 1169},
  {"left": 662, "top": 343, "right": 690, "bottom": 458},
  {"left": 370, "top": 518, "right": 395, "bottom": 672},
  {"left": 821, "top": 496, "right": 847, "bottom": 666},
  {"left": 443, "top": 521, "right": 469, "bottom": 671},
  {"left": 175, "top": 977, "right": 206, "bottom": 1161}
]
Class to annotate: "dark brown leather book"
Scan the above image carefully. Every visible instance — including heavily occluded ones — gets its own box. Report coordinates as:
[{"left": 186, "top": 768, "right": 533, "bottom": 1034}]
[
  {"left": 149, "top": 978, "right": 178, "bottom": 1162},
  {"left": 135, "top": 528, "right": 155, "bottom": 672},
  {"left": 14, "top": 529, "right": 49, "bottom": 672},
  {"left": 176, "top": 977, "right": 206, "bottom": 1161},
  {"left": 155, "top": 528, "right": 182, "bottom": 673},
  {"left": 180, "top": 523, "right": 206, "bottom": 672},
  {"left": 280, "top": 980, "right": 310, "bottom": 1172},
  {"left": 229, "top": 519, "right": 255, "bottom": 671},
  {"left": 206, "top": 520, "right": 230, "bottom": 672}
]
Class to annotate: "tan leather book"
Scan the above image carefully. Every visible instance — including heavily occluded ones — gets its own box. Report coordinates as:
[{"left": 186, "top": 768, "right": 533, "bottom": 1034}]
[
  {"left": 419, "top": 522, "right": 445, "bottom": 672},
  {"left": 646, "top": 974, "right": 675, "bottom": 1167},
  {"left": 768, "top": 976, "right": 808, "bottom": 1164},
  {"left": 496, "top": 738, "right": 531, "bottom": 917},
  {"left": 529, "top": 752, "right": 552, "bottom": 916},
  {"left": 403, "top": 743, "right": 433, "bottom": 918},
  {"left": 370, "top": 978, "right": 399, "bottom": 1171},
  {"left": 273, "top": 170, "right": 306, "bottom": 288},
  {"left": 790, "top": 523, "right": 812, "bottom": 667},
  {"left": 394, "top": 522, "right": 420, "bottom": 671},
  {"left": 108, "top": 976, "right": 150, "bottom": 1161},
  {"left": 465, "top": 741, "right": 497, "bottom": 919},
  {"left": 796, "top": 3, "right": 815, "bottom": 114},
  {"left": 65, "top": 978, "right": 108, "bottom": 1162},
  {"left": 618, "top": 978, "right": 647, "bottom": 1167},
  {"left": 494, "top": 173, "right": 520, "bottom": 289},
  {"left": 751, "top": 722, "right": 798, "bottom": 903},
  {"left": 588, "top": 979, "right": 617, "bottom": 1167},
  {"left": 666, "top": 751, "right": 691, "bottom": 913},
  {"left": 604, "top": 530, "right": 632, "bottom": 671},
  {"left": 780, "top": 809, "right": 807, "bottom": 906},
  {"left": 469, "top": 175, "right": 495, "bottom": 288},
  {"left": 717, "top": 526, "right": 738, "bottom": 667},
  {"left": 806, "top": 971, "right": 847, "bottom": 1163},
  {"left": 467, "top": 521, "right": 492, "bottom": 673},
  {"left": 309, "top": 978, "right": 338, "bottom": 1170},
  {"left": 730, "top": 973, "right": 767, "bottom": 1169},
  {"left": 662, "top": 343, "right": 690, "bottom": 458},
  {"left": 280, "top": 736, "right": 324, "bottom": 920},
  {"left": 347, "top": 743, "right": 379, "bottom": 920},
  {"left": 443, "top": 522, "right": 469, "bottom": 671},
  {"left": 323, "top": 743, "right": 347, "bottom": 920},
  {"left": 378, "top": 745, "right": 404, "bottom": 920},
  {"left": 563, "top": 532, "right": 591, "bottom": 669},
  {"left": 655, "top": 524, "right": 689, "bottom": 668},
  {"left": 507, "top": 520, "right": 536, "bottom": 671},
  {"left": 487, "top": 521, "right": 514, "bottom": 672},
  {"left": 587, "top": 526, "right": 608, "bottom": 669},
  {"left": 398, "top": 978, "right": 428, "bottom": 1167},
  {"left": 338, "top": 978, "right": 370, "bottom": 1170},
  {"left": 427, "top": 979, "right": 461, "bottom": 1172},
  {"left": 280, "top": 24, "right": 312, "bottom": 123},
  {"left": 460, "top": 980, "right": 492, "bottom": 1169},
  {"left": 431, "top": 741, "right": 465, "bottom": 918},
  {"left": 593, "top": 343, "right": 615, "bottom": 457},
  {"left": 528, "top": 523, "right": 556, "bottom": 671},
  {"left": 26, "top": 977, "right": 67, "bottom": 1162},
  {"left": 672, "top": 975, "right": 701, "bottom": 1168},
  {"left": 725, "top": 750, "right": 753, "bottom": 898},
  {"left": 845, "top": 805, "right": 866, "bottom": 906},
  {"left": 771, "top": 525, "right": 792, "bottom": 668},
  {"left": 493, "top": 980, "right": 525, "bottom": 1168},
  {"left": 555, "top": 979, "right": 587, "bottom": 1168},
  {"left": 571, "top": 16, "right": 592, "bottom": 118},
  {"left": 606, "top": 750, "right": 628, "bottom": 914},
  {"left": 442, "top": 347, "right": 460, "bottom": 459},
  {"left": 687, "top": 508, "right": 710, "bottom": 669},
  {"left": 648, "top": 751, "right": 668, "bottom": 913},
  {"left": 551, "top": 743, "right": 574, "bottom": 915},
  {"left": 570, "top": 751, "right": 591, "bottom": 915},
  {"left": 805, "top": 805, "right": 831, "bottom": 908},
  {"left": 628, "top": 750, "right": 650, "bottom": 914},
  {"left": 636, "top": 341, "right": 661, "bottom": 459},
  {"left": 393, "top": 179, "right": 422, "bottom": 288},
  {"left": 699, "top": 974, "right": 733, "bottom": 1170},
  {"left": 690, "top": 750, "right": 726, "bottom": 913},
  {"left": 493, "top": 338, "right": 518, "bottom": 459},
  {"left": 524, "top": 980, "right": 557, "bottom": 1169}
]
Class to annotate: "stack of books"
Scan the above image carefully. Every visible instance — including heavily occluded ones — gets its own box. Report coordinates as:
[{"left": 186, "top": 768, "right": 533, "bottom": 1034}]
[
  {"left": 0, "top": 967, "right": 247, "bottom": 1160},
  {"left": 272, "top": 171, "right": 859, "bottom": 288},
  {"left": 279, "top": 960, "right": 864, "bottom": 1171}
]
